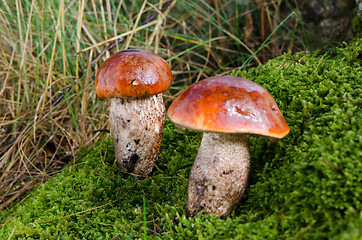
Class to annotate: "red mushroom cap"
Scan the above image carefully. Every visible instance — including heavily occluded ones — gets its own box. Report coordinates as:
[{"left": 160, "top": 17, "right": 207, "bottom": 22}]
[
  {"left": 168, "top": 76, "right": 289, "bottom": 139},
  {"left": 95, "top": 49, "right": 173, "bottom": 100}
]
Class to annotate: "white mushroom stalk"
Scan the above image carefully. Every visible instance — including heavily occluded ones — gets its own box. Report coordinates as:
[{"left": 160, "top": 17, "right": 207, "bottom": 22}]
[
  {"left": 110, "top": 95, "right": 165, "bottom": 176},
  {"left": 187, "top": 133, "right": 250, "bottom": 217}
]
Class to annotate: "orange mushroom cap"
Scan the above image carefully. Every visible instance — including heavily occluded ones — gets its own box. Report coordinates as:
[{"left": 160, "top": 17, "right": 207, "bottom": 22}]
[
  {"left": 168, "top": 76, "right": 289, "bottom": 139},
  {"left": 95, "top": 49, "right": 173, "bottom": 100}
]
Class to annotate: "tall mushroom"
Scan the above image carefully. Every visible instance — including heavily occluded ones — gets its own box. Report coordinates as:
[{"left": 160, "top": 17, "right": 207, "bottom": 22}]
[
  {"left": 167, "top": 76, "right": 289, "bottom": 217},
  {"left": 95, "top": 49, "right": 173, "bottom": 177}
]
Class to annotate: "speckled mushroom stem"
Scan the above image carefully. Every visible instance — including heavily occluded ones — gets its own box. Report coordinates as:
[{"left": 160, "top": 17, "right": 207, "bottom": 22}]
[
  {"left": 109, "top": 94, "right": 165, "bottom": 177},
  {"left": 187, "top": 132, "right": 250, "bottom": 217}
]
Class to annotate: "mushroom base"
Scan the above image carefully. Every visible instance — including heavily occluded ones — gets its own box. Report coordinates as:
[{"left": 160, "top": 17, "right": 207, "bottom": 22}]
[
  {"left": 187, "top": 133, "right": 250, "bottom": 217},
  {"left": 109, "top": 94, "right": 165, "bottom": 177}
]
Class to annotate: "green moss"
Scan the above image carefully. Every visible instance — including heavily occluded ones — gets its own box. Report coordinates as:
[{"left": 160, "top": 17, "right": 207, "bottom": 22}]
[
  {"left": 1, "top": 38, "right": 361, "bottom": 239},
  {"left": 353, "top": 15, "right": 362, "bottom": 37}
]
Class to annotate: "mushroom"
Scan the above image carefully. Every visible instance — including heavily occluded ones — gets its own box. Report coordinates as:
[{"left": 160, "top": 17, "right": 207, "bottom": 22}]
[
  {"left": 95, "top": 49, "right": 173, "bottom": 177},
  {"left": 167, "top": 76, "right": 289, "bottom": 217}
]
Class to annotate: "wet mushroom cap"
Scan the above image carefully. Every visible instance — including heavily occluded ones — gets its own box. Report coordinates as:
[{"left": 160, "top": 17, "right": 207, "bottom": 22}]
[
  {"left": 95, "top": 49, "right": 173, "bottom": 100},
  {"left": 168, "top": 76, "right": 289, "bottom": 139}
]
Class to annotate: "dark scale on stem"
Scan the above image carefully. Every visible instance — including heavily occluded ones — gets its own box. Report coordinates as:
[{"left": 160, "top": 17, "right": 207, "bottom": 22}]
[{"left": 124, "top": 153, "right": 140, "bottom": 173}]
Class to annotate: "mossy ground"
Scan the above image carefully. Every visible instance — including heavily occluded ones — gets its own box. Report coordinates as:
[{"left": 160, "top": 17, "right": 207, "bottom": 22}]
[{"left": 1, "top": 39, "right": 361, "bottom": 239}]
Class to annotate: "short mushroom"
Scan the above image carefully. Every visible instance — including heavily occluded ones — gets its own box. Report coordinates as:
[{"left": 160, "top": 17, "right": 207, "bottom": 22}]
[
  {"left": 167, "top": 76, "right": 289, "bottom": 217},
  {"left": 95, "top": 49, "right": 173, "bottom": 177}
]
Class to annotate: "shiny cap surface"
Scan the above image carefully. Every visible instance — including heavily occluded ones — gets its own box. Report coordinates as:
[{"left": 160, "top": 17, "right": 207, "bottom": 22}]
[
  {"left": 95, "top": 49, "right": 173, "bottom": 100},
  {"left": 168, "top": 76, "right": 289, "bottom": 139}
]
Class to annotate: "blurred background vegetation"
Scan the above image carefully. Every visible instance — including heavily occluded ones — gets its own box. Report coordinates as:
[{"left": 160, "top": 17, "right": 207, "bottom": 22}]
[{"left": 0, "top": 0, "right": 359, "bottom": 212}]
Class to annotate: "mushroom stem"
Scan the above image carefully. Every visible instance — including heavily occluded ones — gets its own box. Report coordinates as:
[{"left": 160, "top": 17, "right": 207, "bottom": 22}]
[
  {"left": 187, "top": 132, "right": 250, "bottom": 217},
  {"left": 109, "top": 94, "right": 165, "bottom": 177}
]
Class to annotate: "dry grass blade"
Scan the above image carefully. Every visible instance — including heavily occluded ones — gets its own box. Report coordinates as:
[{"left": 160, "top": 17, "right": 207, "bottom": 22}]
[
  {"left": 75, "top": 0, "right": 86, "bottom": 81},
  {"left": 75, "top": 20, "right": 158, "bottom": 55},
  {"left": 124, "top": 0, "right": 148, "bottom": 50}
]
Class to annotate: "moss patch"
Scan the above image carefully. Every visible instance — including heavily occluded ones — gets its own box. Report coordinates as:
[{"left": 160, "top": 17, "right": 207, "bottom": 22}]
[{"left": 1, "top": 38, "right": 361, "bottom": 239}]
